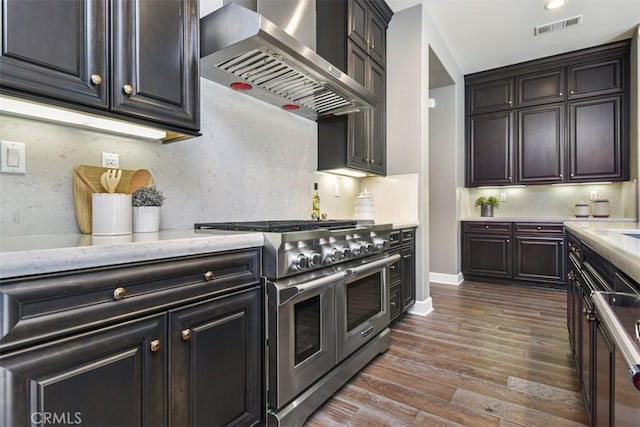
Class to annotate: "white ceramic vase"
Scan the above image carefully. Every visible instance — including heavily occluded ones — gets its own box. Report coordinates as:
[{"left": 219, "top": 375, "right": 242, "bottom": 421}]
[{"left": 133, "top": 206, "right": 160, "bottom": 233}]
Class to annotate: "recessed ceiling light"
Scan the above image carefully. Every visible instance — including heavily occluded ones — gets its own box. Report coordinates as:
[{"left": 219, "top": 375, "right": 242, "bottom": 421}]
[{"left": 545, "top": 0, "right": 565, "bottom": 10}]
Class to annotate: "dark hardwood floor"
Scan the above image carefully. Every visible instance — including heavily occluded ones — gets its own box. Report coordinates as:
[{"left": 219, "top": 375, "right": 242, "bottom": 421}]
[{"left": 306, "top": 281, "right": 587, "bottom": 426}]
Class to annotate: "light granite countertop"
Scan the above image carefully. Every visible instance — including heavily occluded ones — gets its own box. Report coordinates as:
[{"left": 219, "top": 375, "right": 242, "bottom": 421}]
[
  {"left": 0, "top": 229, "right": 264, "bottom": 279},
  {"left": 564, "top": 221, "right": 640, "bottom": 284},
  {"left": 461, "top": 216, "right": 636, "bottom": 223}
]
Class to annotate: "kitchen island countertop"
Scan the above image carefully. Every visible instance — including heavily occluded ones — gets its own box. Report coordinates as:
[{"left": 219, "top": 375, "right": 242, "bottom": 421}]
[
  {"left": 564, "top": 221, "right": 640, "bottom": 284},
  {"left": 461, "top": 216, "right": 636, "bottom": 223},
  {"left": 0, "top": 229, "right": 264, "bottom": 279}
]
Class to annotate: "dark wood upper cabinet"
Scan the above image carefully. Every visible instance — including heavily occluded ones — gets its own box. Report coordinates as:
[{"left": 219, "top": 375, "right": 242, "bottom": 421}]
[
  {"left": 466, "top": 111, "right": 513, "bottom": 186},
  {"left": 465, "top": 40, "right": 629, "bottom": 187},
  {"left": 0, "top": 0, "right": 200, "bottom": 135},
  {"left": 0, "top": 0, "right": 108, "bottom": 108},
  {"left": 467, "top": 78, "right": 514, "bottom": 114},
  {"left": 517, "top": 103, "right": 564, "bottom": 184},
  {"left": 569, "top": 95, "right": 624, "bottom": 182},
  {"left": 516, "top": 69, "right": 565, "bottom": 107},
  {"left": 568, "top": 57, "right": 623, "bottom": 99},
  {"left": 112, "top": 0, "right": 199, "bottom": 130},
  {"left": 317, "top": 0, "right": 392, "bottom": 176}
]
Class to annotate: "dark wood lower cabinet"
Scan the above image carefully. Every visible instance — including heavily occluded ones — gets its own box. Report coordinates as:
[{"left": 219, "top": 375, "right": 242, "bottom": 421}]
[
  {"left": 389, "top": 228, "right": 416, "bottom": 322},
  {"left": 594, "top": 321, "right": 614, "bottom": 426},
  {"left": 1, "top": 315, "right": 167, "bottom": 426},
  {"left": 462, "top": 221, "right": 566, "bottom": 287},
  {"left": 169, "top": 287, "right": 261, "bottom": 426}
]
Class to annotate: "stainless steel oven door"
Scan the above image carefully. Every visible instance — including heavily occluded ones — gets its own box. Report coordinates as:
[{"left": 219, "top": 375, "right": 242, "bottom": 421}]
[
  {"left": 334, "top": 253, "right": 400, "bottom": 362},
  {"left": 267, "top": 270, "right": 340, "bottom": 410}
]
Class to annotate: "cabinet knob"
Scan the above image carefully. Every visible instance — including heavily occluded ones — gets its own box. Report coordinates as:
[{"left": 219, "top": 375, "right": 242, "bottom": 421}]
[
  {"left": 123, "top": 84, "right": 134, "bottom": 95},
  {"left": 150, "top": 339, "right": 161, "bottom": 352},
  {"left": 391, "top": 301, "right": 396, "bottom": 307},
  {"left": 559, "top": 173, "right": 563, "bottom": 178},
  {"left": 204, "top": 270, "right": 214, "bottom": 281},
  {"left": 508, "top": 100, "right": 512, "bottom": 105},
  {"left": 506, "top": 239, "right": 510, "bottom": 243},
  {"left": 485, "top": 225, "right": 489, "bottom": 229},
  {"left": 182, "top": 329, "right": 192, "bottom": 341},
  {"left": 559, "top": 92, "right": 563, "bottom": 96},
  {"left": 390, "top": 265, "right": 396, "bottom": 271},
  {"left": 113, "top": 287, "right": 127, "bottom": 300},
  {"left": 570, "top": 90, "right": 575, "bottom": 94},
  {"left": 508, "top": 176, "right": 512, "bottom": 180},
  {"left": 91, "top": 74, "right": 103, "bottom": 85},
  {"left": 571, "top": 173, "right": 574, "bottom": 177},
  {"left": 537, "top": 226, "right": 542, "bottom": 230}
]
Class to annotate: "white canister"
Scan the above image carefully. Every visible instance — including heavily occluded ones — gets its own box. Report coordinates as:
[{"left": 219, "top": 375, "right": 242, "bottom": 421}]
[
  {"left": 574, "top": 201, "right": 590, "bottom": 218},
  {"left": 592, "top": 199, "right": 610, "bottom": 218},
  {"left": 92, "top": 193, "right": 132, "bottom": 235}
]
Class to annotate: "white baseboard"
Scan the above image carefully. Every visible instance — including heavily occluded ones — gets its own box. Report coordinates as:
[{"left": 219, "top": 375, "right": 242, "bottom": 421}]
[
  {"left": 429, "top": 272, "right": 464, "bottom": 286},
  {"left": 407, "top": 297, "right": 433, "bottom": 317}
]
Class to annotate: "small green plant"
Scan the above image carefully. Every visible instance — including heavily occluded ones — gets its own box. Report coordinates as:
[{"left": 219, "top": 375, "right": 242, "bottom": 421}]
[
  {"left": 132, "top": 187, "right": 166, "bottom": 207},
  {"left": 475, "top": 196, "right": 500, "bottom": 209}
]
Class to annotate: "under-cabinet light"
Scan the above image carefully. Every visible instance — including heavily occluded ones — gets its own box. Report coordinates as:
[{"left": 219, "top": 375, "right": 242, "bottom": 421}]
[
  {"left": 551, "top": 182, "right": 613, "bottom": 186},
  {"left": 476, "top": 185, "right": 526, "bottom": 189},
  {"left": 322, "top": 168, "right": 368, "bottom": 178},
  {"left": 0, "top": 96, "right": 166, "bottom": 140}
]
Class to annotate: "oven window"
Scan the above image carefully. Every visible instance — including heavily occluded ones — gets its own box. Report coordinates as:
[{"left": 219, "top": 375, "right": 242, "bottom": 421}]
[
  {"left": 294, "top": 296, "right": 321, "bottom": 365},
  {"left": 346, "top": 273, "right": 382, "bottom": 332}
]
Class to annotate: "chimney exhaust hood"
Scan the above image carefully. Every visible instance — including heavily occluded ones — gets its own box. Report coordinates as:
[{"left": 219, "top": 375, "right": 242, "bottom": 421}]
[{"left": 200, "top": 1, "right": 378, "bottom": 120}]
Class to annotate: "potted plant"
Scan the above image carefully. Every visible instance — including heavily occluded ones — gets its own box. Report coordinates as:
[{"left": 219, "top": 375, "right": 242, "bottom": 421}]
[
  {"left": 132, "top": 186, "right": 165, "bottom": 232},
  {"left": 475, "top": 196, "right": 500, "bottom": 217}
]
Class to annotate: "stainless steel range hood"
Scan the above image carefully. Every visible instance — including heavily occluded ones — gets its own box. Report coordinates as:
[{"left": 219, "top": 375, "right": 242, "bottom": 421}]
[{"left": 200, "top": 1, "right": 378, "bottom": 120}]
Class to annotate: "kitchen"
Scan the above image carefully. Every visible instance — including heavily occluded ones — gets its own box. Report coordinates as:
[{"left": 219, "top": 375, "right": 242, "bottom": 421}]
[{"left": 0, "top": 0, "right": 639, "bottom": 425}]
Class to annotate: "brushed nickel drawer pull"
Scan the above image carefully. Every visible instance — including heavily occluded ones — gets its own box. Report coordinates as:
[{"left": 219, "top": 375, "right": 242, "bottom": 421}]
[
  {"left": 150, "top": 339, "right": 161, "bottom": 352},
  {"left": 113, "top": 287, "right": 127, "bottom": 300},
  {"left": 91, "top": 74, "right": 102, "bottom": 85},
  {"left": 204, "top": 271, "right": 214, "bottom": 281},
  {"left": 182, "top": 329, "right": 192, "bottom": 341},
  {"left": 123, "top": 84, "right": 134, "bottom": 95}
]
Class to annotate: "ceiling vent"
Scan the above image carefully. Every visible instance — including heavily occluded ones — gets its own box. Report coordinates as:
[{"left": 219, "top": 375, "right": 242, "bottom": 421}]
[{"left": 534, "top": 15, "right": 583, "bottom": 36}]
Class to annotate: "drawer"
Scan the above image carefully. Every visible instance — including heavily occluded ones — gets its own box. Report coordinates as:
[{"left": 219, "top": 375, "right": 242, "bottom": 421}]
[
  {"left": 567, "top": 234, "right": 582, "bottom": 260},
  {"left": 401, "top": 229, "right": 415, "bottom": 245},
  {"left": 515, "top": 223, "right": 564, "bottom": 235},
  {"left": 0, "top": 249, "right": 260, "bottom": 352},
  {"left": 389, "top": 231, "right": 401, "bottom": 248},
  {"left": 614, "top": 272, "right": 639, "bottom": 294},
  {"left": 389, "top": 255, "right": 401, "bottom": 283},
  {"left": 463, "top": 222, "right": 512, "bottom": 234}
]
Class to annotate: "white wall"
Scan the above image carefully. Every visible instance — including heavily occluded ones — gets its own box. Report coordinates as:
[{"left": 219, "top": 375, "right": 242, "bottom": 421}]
[{"left": 632, "top": 25, "right": 639, "bottom": 218}]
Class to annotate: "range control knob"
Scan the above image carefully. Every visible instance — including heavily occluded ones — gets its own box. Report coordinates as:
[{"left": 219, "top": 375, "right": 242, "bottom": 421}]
[
  {"left": 363, "top": 242, "right": 373, "bottom": 253},
  {"left": 309, "top": 252, "right": 322, "bottom": 267},
  {"left": 340, "top": 246, "right": 351, "bottom": 259},
  {"left": 350, "top": 243, "right": 362, "bottom": 256},
  {"left": 331, "top": 248, "right": 343, "bottom": 262},
  {"left": 295, "top": 254, "right": 309, "bottom": 270},
  {"left": 374, "top": 239, "right": 388, "bottom": 251}
]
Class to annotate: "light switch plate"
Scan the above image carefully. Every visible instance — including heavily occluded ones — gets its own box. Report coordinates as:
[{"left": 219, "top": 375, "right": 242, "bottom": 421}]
[{"left": 1, "top": 140, "right": 26, "bottom": 174}]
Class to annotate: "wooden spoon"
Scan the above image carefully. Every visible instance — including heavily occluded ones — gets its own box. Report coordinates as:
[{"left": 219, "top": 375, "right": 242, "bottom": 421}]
[{"left": 129, "top": 169, "right": 152, "bottom": 194}]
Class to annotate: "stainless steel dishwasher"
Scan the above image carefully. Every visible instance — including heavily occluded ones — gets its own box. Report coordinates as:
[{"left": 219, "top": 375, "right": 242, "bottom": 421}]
[{"left": 592, "top": 292, "right": 640, "bottom": 426}]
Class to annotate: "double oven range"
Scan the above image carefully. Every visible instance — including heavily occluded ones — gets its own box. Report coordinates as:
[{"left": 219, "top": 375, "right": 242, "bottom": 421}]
[{"left": 195, "top": 220, "right": 399, "bottom": 426}]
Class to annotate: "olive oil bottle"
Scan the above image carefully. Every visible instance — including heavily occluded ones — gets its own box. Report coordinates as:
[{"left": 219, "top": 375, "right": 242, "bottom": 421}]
[{"left": 312, "top": 183, "right": 320, "bottom": 219}]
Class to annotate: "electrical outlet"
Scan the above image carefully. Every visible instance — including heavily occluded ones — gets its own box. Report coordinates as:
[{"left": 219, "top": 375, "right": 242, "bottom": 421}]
[
  {"left": 101, "top": 152, "right": 120, "bottom": 168},
  {"left": 334, "top": 183, "right": 340, "bottom": 197},
  {"left": 590, "top": 191, "right": 598, "bottom": 201},
  {"left": 0, "top": 140, "right": 26, "bottom": 174},
  {"left": 499, "top": 193, "right": 507, "bottom": 202}
]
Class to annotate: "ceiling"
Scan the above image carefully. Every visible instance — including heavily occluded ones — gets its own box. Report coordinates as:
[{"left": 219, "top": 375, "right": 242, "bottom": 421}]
[{"left": 389, "top": 0, "right": 640, "bottom": 75}]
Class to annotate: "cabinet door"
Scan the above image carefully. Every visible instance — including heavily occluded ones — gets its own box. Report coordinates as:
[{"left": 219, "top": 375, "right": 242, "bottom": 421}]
[
  {"left": 517, "top": 104, "right": 565, "bottom": 184},
  {"left": 368, "top": 12, "right": 386, "bottom": 66},
  {"left": 462, "top": 233, "right": 513, "bottom": 278},
  {"left": 112, "top": 0, "right": 199, "bottom": 130},
  {"left": 514, "top": 236, "right": 565, "bottom": 283},
  {"left": 347, "top": 41, "right": 370, "bottom": 172},
  {"left": 389, "top": 283, "right": 401, "bottom": 322},
  {"left": 467, "top": 111, "right": 514, "bottom": 186},
  {"left": 169, "top": 287, "right": 262, "bottom": 427},
  {"left": 568, "top": 57, "right": 623, "bottom": 99},
  {"left": 367, "top": 60, "right": 386, "bottom": 175},
  {"left": 401, "top": 247, "right": 415, "bottom": 310},
  {"left": 467, "top": 78, "right": 514, "bottom": 114},
  {"left": 594, "top": 322, "right": 614, "bottom": 426},
  {"left": 568, "top": 95, "right": 624, "bottom": 181},
  {"left": 0, "top": 0, "right": 108, "bottom": 108},
  {"left": 348, "top": 0, "right": 368, "bottom": 51},
  {"left": 0, "top": 315, "right": 166, "bottom": 426},
  {"left": 516, "top": 69, "right": 565, "bottom": 107},
  {"left": 581, "top": 291, "right": 593, "bottom": 422}
]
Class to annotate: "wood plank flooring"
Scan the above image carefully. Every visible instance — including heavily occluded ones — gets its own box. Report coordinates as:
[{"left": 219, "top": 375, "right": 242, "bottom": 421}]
[{"left": 306, "top": 281, "right": 587, "bottom": 426}]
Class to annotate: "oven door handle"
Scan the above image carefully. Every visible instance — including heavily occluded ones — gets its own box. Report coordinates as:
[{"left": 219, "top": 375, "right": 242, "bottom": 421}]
[
  {"left": 345, "top": 253, "right": 401, "bottom": 277},
  {"left": 278, "top": 270, "right": 349, "bottom": 305}
]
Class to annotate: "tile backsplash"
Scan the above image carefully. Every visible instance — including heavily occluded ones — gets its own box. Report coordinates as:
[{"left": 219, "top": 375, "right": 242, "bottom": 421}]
[
  {"left": 0, "top": 78, "right": 361, "bottom": 236},
  {"left": 462, "top": 181, "right": 638, "bottom": 219}
]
